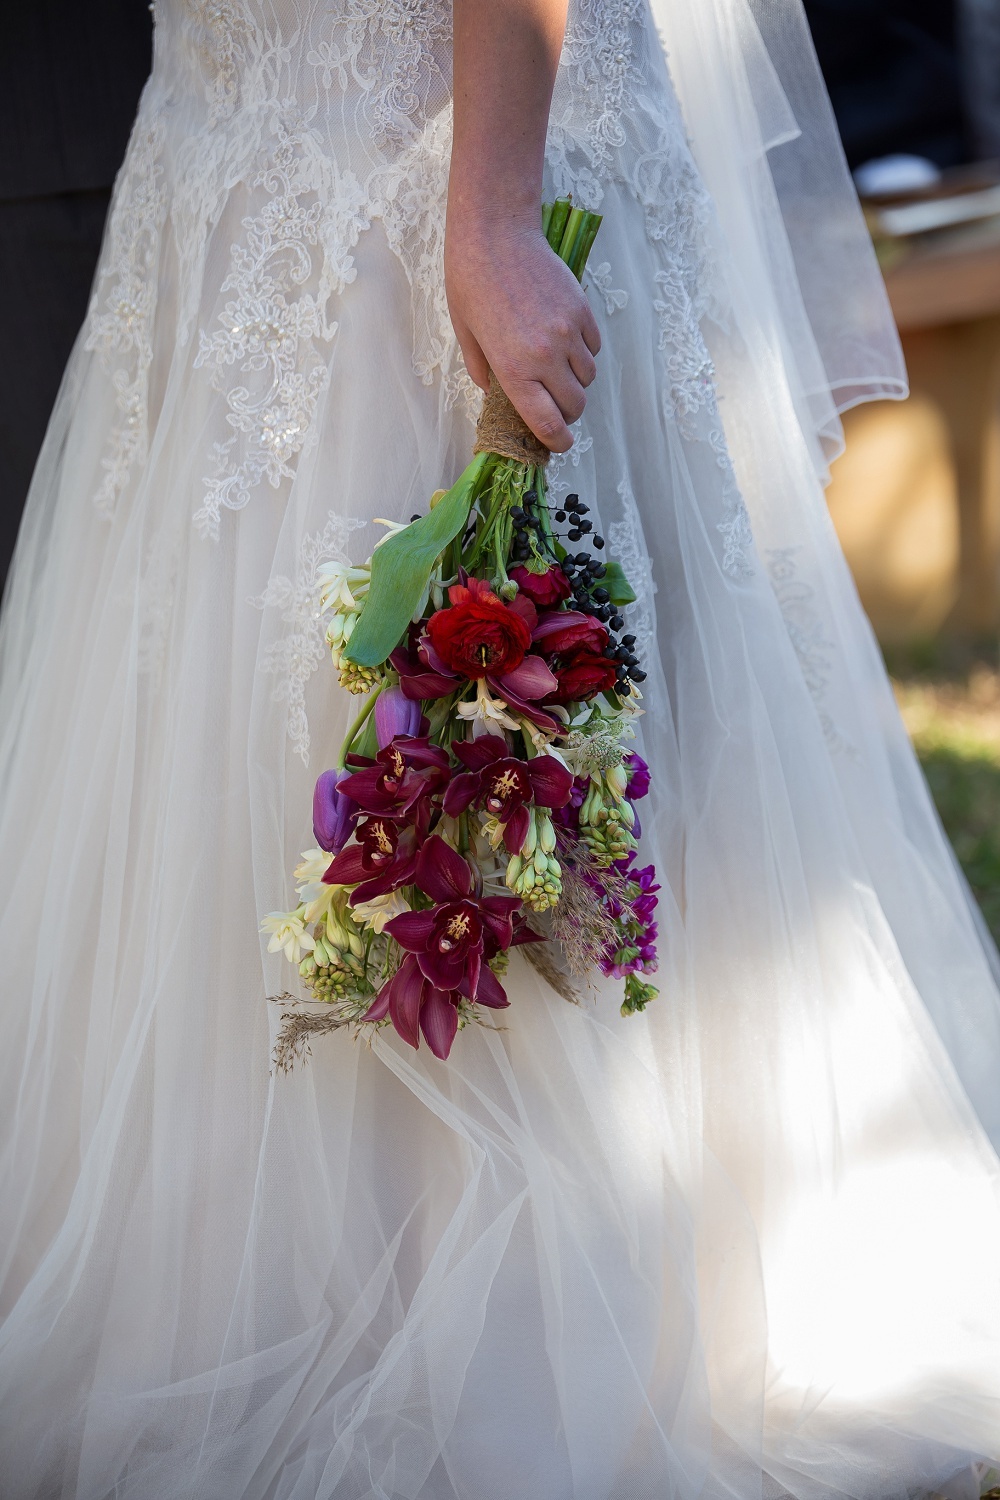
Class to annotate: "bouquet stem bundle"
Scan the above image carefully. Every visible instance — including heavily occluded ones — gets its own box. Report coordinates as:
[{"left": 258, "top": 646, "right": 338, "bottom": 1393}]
[{"left": 264, "top": 202, "right": 660, "bottom": 1069}]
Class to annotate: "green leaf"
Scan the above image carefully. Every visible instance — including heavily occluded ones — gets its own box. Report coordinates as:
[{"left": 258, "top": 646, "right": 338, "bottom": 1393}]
[
  {"left": 343, "top": 453, "right": 491, "bottom": 668},
  {"left": 602, "top": 560, "right": 637, "bottom": 607}
]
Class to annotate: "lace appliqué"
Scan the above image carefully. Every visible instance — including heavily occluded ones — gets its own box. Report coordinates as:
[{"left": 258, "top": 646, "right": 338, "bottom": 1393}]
[
  {"left": 607, "top": 478, "right": 657, "bottom": 657},
  {"left": 589, "top": 262, "right": 628, "bottom": 316},
  {"left": 84, "top": 120, "right": 167, "bottom": 517},
  {"left": 708, "top": 429, "right": 753, "bottom": 581},
  {"left": 317, "top": 0, "right": 453, "bottom": 155},
  {"left": 193, "top": 122, "right": 370, "bottom": 540},
  {"left": 767, "top": 547, "right": 856, "bottom": 756},
  {"left": 252, "top": 512, "right": 366, "bottom": 765},
  {"left": 556, "top": 0, "right": 646, "bottom": 183}
]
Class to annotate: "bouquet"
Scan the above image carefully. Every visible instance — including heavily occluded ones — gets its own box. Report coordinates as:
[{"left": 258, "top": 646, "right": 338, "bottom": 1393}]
[{"left": 263, "top": 202, "right": 659, "bottom": 1068}]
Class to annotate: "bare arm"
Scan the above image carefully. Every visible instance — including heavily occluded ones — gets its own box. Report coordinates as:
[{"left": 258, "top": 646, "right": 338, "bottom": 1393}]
[{"left": 446, "top": 0, "right": 601, "bottom": 453}]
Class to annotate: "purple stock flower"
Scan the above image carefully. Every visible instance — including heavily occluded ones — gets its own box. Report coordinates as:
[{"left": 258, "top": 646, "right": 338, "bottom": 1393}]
[
  {"left": 625, "top": 751, "right": 651, "bottom": 800},
  {"left": 375, "top": 686, "right": 422, "bottom": 749},
  {"left": 313, "top": 768, "right": 357, "bottom": 854}
]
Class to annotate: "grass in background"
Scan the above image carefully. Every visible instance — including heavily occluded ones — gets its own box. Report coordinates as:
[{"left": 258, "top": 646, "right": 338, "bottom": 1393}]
[{"left": 889, "top": 645, "right": 1000, "bottom": 946}]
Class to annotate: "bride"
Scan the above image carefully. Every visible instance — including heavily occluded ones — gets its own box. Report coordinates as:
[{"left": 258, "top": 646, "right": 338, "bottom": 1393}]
[{"left": 2, "top": 1, "right": 999, "bottom": 1496}]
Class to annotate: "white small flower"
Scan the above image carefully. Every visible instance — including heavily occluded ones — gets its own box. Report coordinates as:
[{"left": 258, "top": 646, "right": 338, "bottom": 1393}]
[
  {"left": 456, "top": 681, "right": 520, "bottom": 738},
  {"left": 294, "top": 847, "right": 332, "bottom": 895},
  {"left": 351, "top": 889, "right": 411, "bottom": 934},
  {"left": 316, "top": 560, "right": 369, "bottom": 615},
  {"left": 261, "top": 908, "right": 315, "bottom": 963}
]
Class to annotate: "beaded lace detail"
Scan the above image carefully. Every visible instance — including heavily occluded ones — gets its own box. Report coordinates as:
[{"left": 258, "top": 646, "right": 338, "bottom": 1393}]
[
  {"left": 84, "top": 120, "right": 167, "bottom": 517},
  {"left": 90, "top": 0, "right": 753, "bottom": 585}
]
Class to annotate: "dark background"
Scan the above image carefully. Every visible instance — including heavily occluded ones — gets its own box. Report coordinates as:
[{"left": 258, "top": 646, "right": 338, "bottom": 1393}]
[{"left": 0, "top": 1, "right": 153, "bottom": 591}]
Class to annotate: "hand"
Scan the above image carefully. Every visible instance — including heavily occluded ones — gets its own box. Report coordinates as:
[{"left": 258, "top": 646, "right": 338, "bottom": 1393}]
[{"left": 445, "top": 219, "right": 602, "bottom": 454}]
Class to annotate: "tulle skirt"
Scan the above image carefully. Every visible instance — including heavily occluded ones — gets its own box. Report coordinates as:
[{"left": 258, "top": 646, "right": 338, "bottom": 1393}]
[{"left": 2, "top": 62, "right": 1000, "bottom": 1500}]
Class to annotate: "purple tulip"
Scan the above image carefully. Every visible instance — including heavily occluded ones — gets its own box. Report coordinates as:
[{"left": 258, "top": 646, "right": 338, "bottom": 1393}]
[
  {"left": 375, "top": 686, "right": 422, "bottom": 749},
  {"left": 312, "top": 768, "right": 357, "bottom": 854}
]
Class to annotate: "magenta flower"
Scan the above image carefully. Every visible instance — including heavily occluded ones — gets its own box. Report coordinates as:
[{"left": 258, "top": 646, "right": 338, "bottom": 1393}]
[
  {"left": 322, "top": 818, "right": 421, "bottom": 901},
  {"left": 443, "top": 735, "right": 574, "bottom": 853},
  {"left": 313, "top": 768, "right": 357, "bottom": 853},
  {"left": 362, "top": 953, "right": 462, "bottom": 1057},
  {"left": 386, "top": 835, "right": 520, "bottom": 1002},
  {"left": 625, "top": 751, "right": 651, "bottom": 800},
  {"left": 340, "top": 734, "right": 450, "bottom": 819}
]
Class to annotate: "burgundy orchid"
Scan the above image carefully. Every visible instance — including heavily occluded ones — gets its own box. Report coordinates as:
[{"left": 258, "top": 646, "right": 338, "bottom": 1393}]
[
  {"left": 340, "top": 734, "right": 450, "bottom": 819},
  {"left": 362, "top": 953, "right": 464, "bottom": 1058},
  {"left": 322, "top": 819, "right": 422, "bottom": 902},
  {"left": 388, "top": 835, "right": 520, "bottom": 1003},
  {"left": 443, "top": 735, "right": 574, "bottom": 853}
]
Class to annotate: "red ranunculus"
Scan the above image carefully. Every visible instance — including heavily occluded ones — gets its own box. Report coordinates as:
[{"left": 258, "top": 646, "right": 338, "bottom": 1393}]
[
  {"left": 509, "top": 564, "right": 572, "bottom": 607},
  {"left": 426, "top": 577, "right": 532, "bottom": 681},
  {"left": 547, "top": 649, "right": 619, "bottom": 707},
  {"left": 532, "top": 610, "right": 609, "bottom": 658}
]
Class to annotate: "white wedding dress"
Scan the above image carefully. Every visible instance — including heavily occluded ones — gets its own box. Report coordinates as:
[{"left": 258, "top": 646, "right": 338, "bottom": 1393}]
[{"left": 2, "top": 2, "right": 1000, "bottom": 1497}]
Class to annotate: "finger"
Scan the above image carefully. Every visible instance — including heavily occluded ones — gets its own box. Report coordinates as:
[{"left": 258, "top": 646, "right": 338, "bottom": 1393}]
[
  {"left": 544, "top": 364, "right": 588, "bottom": 425},
  {"left": 568, "top": 338, "right": 598, "bottom": 389},
  {"left": 507, "top": 378, "right": 574, "bottom": 453},
  {"left": 580, "top": 302, "right": 602, "bottom": 357}
]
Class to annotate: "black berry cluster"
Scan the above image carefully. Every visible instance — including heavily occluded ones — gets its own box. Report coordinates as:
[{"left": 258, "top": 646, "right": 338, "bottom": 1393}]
[{"left": 557, "top": 494, "right": 647, "bottom": 691}]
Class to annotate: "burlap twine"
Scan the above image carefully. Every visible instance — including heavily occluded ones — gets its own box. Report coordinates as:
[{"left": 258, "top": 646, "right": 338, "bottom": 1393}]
[{"left": 473, "top": 373, "right": 551, "bottom": 467}]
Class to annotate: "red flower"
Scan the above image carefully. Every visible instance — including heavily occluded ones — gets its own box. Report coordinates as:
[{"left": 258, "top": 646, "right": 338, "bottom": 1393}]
[
  {"left": 426, "top": 577, "right": 532, "bottom": 681},
  {"left": 546, "top": 650, "right": 619, "bottom": 707},
  {"left": 390, "top": 637, "right": 561, "bottom": 733},
  {"left": 443, "top": 735, "right": 574, "bottom": 854},
  {"left": 532, "top": 610, "right": 609, "bottom": 658},
  {"left": 509, "top": 565, "right": 572, "bottom": 607}
]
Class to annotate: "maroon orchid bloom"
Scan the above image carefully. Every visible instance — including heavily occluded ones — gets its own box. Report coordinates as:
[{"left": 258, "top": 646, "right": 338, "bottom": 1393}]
[
  {"left": 385, "top": 835, "right": 520, "bottom": 1004},
  {"left": 443, "top": 735, "right": 574, "bottom": 853},
  {"left": 322, "top": 819, "right": 421, "bottom": 902},
  {"left": 340, "top": 734, "right": 450, "bottom": 819},
  {"left": 362, "top": 953, "right": 465, "bottom": 1058}
]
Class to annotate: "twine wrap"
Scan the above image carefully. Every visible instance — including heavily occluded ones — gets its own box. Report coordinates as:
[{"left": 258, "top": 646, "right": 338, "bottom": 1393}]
[{"left": 473, "top": 373, "right": 551, "bottom": 467}]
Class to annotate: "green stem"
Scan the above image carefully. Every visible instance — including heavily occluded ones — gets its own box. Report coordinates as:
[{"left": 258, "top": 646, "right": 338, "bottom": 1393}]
[
  {"left": 337, "top": 685, "right": 384, "bottom": 768},
  {"left": 546, "top": 197, "right": 572, "bottom": 252}
]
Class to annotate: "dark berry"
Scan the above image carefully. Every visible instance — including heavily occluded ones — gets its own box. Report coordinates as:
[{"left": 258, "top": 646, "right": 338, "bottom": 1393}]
[
  {"left": 410, "top": 513, "right": 421, "bottom": 522},
  {"left": 630, "top": 669, "right": 647, "bottom": 682},
  {"left": 622, "top": 634, "right": 636, "bottom": 647},
  {"left": 593, "top": 536, "right": 605, "bottom": 549},
  {"left": 592, "top": 587, "right": 609, "bottom": 603},
  {"left": 567, "top": 529, "right": 581, "bottom": 542},
  {"left": 555, "top": 510, "right": 566, "bottom": 523},
  {"left": 574, "top": 553, "right": 590, "bottom": 566},
  {"left": 610, "top": 614, "right": 624, "bottom": 631},
  {"left": 510, "top": 507, "right": 525, "bottom": 523}
]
